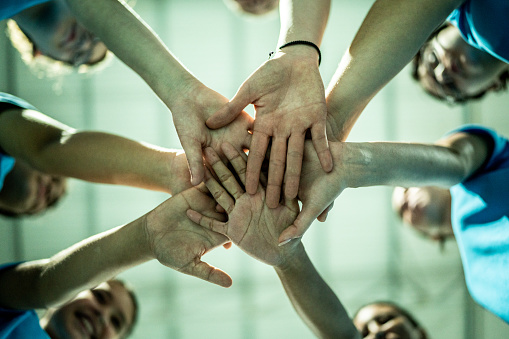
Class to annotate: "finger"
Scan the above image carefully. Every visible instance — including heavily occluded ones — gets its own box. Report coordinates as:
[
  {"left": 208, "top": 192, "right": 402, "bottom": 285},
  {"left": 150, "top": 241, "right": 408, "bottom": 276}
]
[
  {"left": 311, "top": 123, "right": 333, "bottom": 173},
  {"left": 203, "top": 168, "right": 235, "bottom": 214},
  {"left": 284, "top": 133, "right": 305, "bottom": 200},
  {"left": 221, "top": 142, "right": 248, "bottom": 186},
  {"left": 184, "top": 260, "right": 233, "bottom": 288},
  {"left": 206, "top": 85, "right": 254, "bottom": 129},
  {"left": 216, "top": 204, "right": 226, "bottom": 213},
  {"left": 317, "top": 202, "right": 334, "bottom": 222},
  {"left": 266, "top": 136, "right": 287, "bottom": 209},
  {"left": 180, "top": 138, "right": 205, "bottom": 186},
  {"left": 187, "top": 209, "right": 229, "bottom": 235},
  {"left": 237, "top": 111, "right": 255, "bottom": 149},
  {"left": 246, "top": 131, "right": 270, "bottom": 195},
  {"left": 278, "top": 204, "right": 321, "bottom": 245},
  {"left": 204, "top": 148, "right": 244, "bottom": 200}
]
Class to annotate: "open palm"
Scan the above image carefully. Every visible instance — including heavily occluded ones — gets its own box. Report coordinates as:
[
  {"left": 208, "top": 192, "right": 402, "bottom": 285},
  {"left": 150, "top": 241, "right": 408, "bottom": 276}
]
[
  {"left": 171, "top": 83, "right": 253, "bottom": 185},
  {"left": 187, "top": 144, "right": 303, "bottom": 268},
  {"left": 145, "top": 184, "right": 232, "bottom": 287}
]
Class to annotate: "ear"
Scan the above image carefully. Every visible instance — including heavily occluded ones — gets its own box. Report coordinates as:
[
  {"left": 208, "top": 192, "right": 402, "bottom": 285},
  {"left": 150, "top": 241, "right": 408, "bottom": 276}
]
[{"left": 489, "top": 77, "right": 505, "bottom": 92}]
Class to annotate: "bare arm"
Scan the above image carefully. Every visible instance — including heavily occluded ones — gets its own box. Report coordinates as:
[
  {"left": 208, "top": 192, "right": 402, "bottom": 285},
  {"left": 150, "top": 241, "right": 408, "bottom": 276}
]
[
  {"left": 275, "top": 248, "right": 361, "bottom": 339},
  {"left": 325, "top": 0, "right": 463, "bottom": 141},
  {"left": 0, "top": 217, "right": 150, "bottom": 310},
  {"left": 0, "top": 185, "right": 231, "bottom": 310},
  {"left": 279, "top": 130, "right": 491, "bottom": 242},
  {"left": 278, "top": 0, "right": 330, "bottom": 47},
  {"left": 0, "top": 108, "right": 191, "bottom": 194},
  {"left": 63, "top": 0, "right": 197, "bottom": 108},
  {"left": 338, "top": 131, "right": 490, "bottom": 189},
  {"left": 62, "top": 0, "right": 255, "bottom": 186},
  {"left": 188, "top": 144, "right": 359, "bottom": 339},
  {"left": 207, "top": 0, "right": 332, "bottom": 207}
]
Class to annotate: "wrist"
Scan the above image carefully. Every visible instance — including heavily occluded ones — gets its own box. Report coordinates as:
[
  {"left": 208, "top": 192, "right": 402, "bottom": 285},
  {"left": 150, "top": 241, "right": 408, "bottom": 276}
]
[
  {"left": 329, "top": 142, "right": 369, "bottom": 190},
  {"left": 271, "top": 41, "right": 321, "bottom": 66},
  {"left": 274, "top": 242, "right": 307, "bottom": 273},
  {"left": 271, "top": 45, "right": 320, "bottom": 67},
  {"left": 139, "top": 214, "right": 158, "bottom": 261},
  {"left": 153, "top": 70, "right": 202, "bottom": 110}
]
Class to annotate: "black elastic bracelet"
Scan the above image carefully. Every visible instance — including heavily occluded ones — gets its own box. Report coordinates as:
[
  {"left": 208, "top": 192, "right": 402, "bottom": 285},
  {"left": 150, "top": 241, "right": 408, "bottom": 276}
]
[{"left": 268, "top": 40, "right": 321, "bottom": 66}]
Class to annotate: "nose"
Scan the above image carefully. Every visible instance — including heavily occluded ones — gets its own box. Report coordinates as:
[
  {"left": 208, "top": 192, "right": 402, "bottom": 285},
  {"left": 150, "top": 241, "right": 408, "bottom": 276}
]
[
  {"left": 77, "top": 31, "right": 95, "bottom": 51},
  {"left": 433, "top": 63, "right": 447, "bottom": 83},
  {"left": 365, "top": 320, "right": 387, "bottom": 339}
]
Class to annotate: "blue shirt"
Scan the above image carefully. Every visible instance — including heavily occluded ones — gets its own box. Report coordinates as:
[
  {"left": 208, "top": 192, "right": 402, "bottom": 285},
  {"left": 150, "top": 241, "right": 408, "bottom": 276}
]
[
  {"left": 0, "top": 155, "right": 14, "bottom": 193},
  {"left": 0, "top": 263, "right": 50, "bottom": 339},
  {"left": 0, "top": 0, "right": 50, "bottom": 21},
  {"left": 450, "top": 125, "right": 509, "bottom": 323},
  {"left": 0, "top": 93, "right": 38, "bottom": 193},
  {"left": 448, "top": 0, "right": 509, "bottom": 63}
]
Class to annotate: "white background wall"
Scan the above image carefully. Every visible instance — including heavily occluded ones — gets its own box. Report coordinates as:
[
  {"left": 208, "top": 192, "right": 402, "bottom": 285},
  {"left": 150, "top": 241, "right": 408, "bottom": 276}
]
[{"left": 1, "top": 0, "right": 509, "bottom": 338}]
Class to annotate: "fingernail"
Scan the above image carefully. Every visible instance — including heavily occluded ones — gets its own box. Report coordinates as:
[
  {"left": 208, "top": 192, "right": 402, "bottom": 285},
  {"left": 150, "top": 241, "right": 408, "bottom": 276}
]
[
  {"left": 278, "top": 238, "right": 292, "bottom": 246},
  {"left": 278, "top": 236, "right": 301, "bottom": 247}
]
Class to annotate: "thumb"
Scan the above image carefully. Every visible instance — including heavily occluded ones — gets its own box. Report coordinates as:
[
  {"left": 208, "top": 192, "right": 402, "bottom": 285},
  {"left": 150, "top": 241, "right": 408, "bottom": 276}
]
[
  {"left": 185, "top": 261, "right": 232, "bottom": 288},
  {"left": 317, "top": 202, "right": 334, "bottom": 222},
  {"left": 278, "top": 204, "right": 322, "bottom": 245},
  {"left": 179, "top": 137, "right": 205, "bottom": 186},
  {"left": 206, "top": 84, "right": 255, "bottom": 129}
]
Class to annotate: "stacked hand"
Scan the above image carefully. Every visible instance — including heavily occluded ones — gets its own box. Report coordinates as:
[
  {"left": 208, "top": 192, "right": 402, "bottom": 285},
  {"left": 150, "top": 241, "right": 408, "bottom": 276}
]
[
  {"left": 187, "top": 143, "right": 304, "bottom": 268},
  {"left": 206, "top": 52, "right": 333, "bottom": 208},
  {"left": 144, "top": 183, "right": 233, "bottom": 287},
  {"left": 279, "top": 140, "right": 345, "bottom": 243},
  {"left": 170, "top": 82, "right": 253, "bottom": 186}
]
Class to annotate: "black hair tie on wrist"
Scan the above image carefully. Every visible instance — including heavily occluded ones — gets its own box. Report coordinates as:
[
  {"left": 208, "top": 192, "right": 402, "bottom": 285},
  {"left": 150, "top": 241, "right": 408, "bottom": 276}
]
[{"left": 268, "top": 40, "right": 321, "bottom": 66}]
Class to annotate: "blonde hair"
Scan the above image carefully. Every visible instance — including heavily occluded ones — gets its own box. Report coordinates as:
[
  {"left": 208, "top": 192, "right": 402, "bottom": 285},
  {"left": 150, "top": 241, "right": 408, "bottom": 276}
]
[{"left": 6, "top": 19, "right": 113, "bottom": 80}]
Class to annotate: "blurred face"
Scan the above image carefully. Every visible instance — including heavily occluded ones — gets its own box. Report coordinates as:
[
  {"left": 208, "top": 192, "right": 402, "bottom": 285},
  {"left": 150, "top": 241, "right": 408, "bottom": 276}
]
[
  {"left": 353, "top": 304, "right": 424, "bottom": 339},
  {"left": 44, "top": 281, "right": 135, "bottom": 339},
  {"left": 18, "top": 0, "right": 107, "bottom": 66},
  {"left": 416, "top": 24, "right": 508, "bottom": 103},
  {"left": 392, "top": 186, "right": 453, "bottom": 240},
  {"left": 228, "top": 0, "right": 279, "bottom": 14},
  {"left": 0, "top": 160, "right": 67, "bottom": 215}
]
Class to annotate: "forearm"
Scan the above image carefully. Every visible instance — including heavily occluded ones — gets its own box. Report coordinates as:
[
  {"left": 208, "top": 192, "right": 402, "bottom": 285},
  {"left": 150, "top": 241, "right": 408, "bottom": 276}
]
[
  {"left": 325, "top": 0, "right": 462, "bottom": 141},
  {"left": 0, "top": 217, "right": 152, "bottom": 310},
  {"left": 64, "top": 0, "right": 199, "bottom": 107},
  {"left": 35, "top": 132, "right": 178, "bottom": 193},
  {"left": 278, "top": 0, "right": 330, "bottom": 46},
  {"left": 275, "top": 247, "right": 360, "bottom": 339},
  {"left": 0, "top": 109, "right": 189, "bottom": 193},
  {"left": 334, "top": 135, "right": 488, "bottom": 189},
  {"left": 276, "top": 0, "right": 330, "bottom": 65}
]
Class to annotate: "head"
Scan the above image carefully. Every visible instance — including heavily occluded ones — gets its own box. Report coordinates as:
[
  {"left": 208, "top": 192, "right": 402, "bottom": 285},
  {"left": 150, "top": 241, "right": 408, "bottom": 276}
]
[
  {"left": 0, "top": 159, "right": 67, "bottom": 217},
  {"left": 223, "top": 0, "right": 279, "bottom": 15},
  {"left": 7, "top": 0, "right": 111, "bottom": 77},
  {"left": 412, "top": 23, "right": 509, "bottom": 104},
  {"left": 353, "top": 301, "right": 428, "bottom": 339},
  {"left": 41, "top": 280, "right": 139, "bottom": 339},
  {"left": 392, "top": 186, "right": 454, "bottom": 242}
]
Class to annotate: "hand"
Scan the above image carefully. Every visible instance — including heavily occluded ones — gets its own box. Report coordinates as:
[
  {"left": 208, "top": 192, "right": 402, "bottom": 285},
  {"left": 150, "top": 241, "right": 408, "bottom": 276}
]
[
  {"left": 187, "top": 143, "right": 303, "bottom": 268},
  {"left": 278, "top": 141, "right": 345, "bottom": 244},
  {"left": 167, "top": 150, "right": 193, "bottom": 195},
  {"left": 144, "top": 184, "right": 233, "bottom": 287},
  {"left": 171, "top": 83, "right": 253, "bottom": 186},
  {"left": 206, "top": 52, "right": 333, "bottom": 208}
]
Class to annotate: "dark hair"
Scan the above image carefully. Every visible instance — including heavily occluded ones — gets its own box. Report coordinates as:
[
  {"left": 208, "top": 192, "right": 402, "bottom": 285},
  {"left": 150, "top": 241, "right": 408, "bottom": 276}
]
[
  {"left": 353, "top": 300, "right": 425, "bottom": 330},
  {"left": 0, "top": 179, "right": 67, "bottom": 218},
  {"left": 108, "top": 279, "right": 139, "bottom": 338},
  {"left": 411, "top": 23, "right": 509, "bottom": 104}
]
